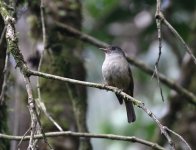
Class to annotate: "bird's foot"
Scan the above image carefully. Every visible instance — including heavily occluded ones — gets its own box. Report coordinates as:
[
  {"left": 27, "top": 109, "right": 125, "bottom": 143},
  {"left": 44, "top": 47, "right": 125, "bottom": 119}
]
[
  {"left": 116, "top": 88, "right": 123, "bottom": 95},
  {"left": 103, "top": 83, "right": 110, "bottom": 92}
]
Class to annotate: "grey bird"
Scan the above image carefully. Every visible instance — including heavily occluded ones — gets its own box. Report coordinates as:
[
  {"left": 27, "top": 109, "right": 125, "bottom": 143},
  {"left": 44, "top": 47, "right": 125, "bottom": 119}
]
[{"left": 101, "top": 46, "right": 136, "bottom": 123}]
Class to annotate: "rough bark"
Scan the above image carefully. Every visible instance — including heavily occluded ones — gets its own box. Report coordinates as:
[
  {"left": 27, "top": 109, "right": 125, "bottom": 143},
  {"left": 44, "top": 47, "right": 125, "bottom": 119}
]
[{"left": 27, "top": 0, "right": 92, "bottom": 149}]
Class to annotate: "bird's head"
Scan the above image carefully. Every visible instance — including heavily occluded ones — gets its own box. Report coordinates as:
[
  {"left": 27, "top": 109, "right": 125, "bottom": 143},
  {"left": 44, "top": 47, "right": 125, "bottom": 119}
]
[{"left": 100, "top": 46, "right": 124, "bottom": 55}]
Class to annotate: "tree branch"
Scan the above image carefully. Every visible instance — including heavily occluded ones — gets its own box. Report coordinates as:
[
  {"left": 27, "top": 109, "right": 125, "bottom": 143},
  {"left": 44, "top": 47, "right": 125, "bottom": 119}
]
[
  {"left": 0, "top": 1, "right": 192, "bottom": 149},
  {"left": 127, "top": 56, "right": 196, "bottom": 105},
  {"left": 0, "top": 131, "right": 165, "bottom": 150},
  {"left": 154, "top": 0, "right": 165, "bottom": 102},
  {"left": 155, "top": 10, "right": 196, "bottom": 64},
  {"left": 28, "top": 69, "right": 141, "bottom": 105},
  {"left": 55, "top": 21, "right": 196, "bottom": 105},
  {"left": 164, "top": 127, "right": 192, "bottom": 150},
  {"left": 0, "top": 52, "right": 9, "bottom": 104},
  {"left": 28, "top": 69, "right": 180, "bottom": 149},
  {"left": 39, "top": 0, "right": 63, "bottom": 135}
]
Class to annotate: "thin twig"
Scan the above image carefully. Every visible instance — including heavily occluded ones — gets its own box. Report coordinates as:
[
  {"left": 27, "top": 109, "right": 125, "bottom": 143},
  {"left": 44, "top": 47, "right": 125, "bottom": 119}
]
[
  {"left": 164, "top": 127, "right": 192, "bottom": 150},
  {"left": 35, "top": 99, "right": 63, "bottom": 131},
  {"left": 36, "top": 0, "right": 47, "bottom": 108},
  {"left": 33, "top": 105, "right": 53, "bottom": 150},
  {"left": 30, "top": 1, "right": 54, "bottom": 149},
  {"left": 23, "top": 77, "right": 38, "bottom": 150},
  {"left": 0, "top": 131, "right": 165, "bottom": 150},
  {"left": 38, "top": 0, "right": 63, "bottom": 133},
  {"left": 0, "top": 52, "right": 10, "bottom": 104},
  {"left": 153, "top": 66, "right": 165, "bottom": 102},
  {"left": 127, "top": 56, "right": 196, "bottom": 105},
  {"left": 158, "top": 12, "right": 196, "bottom": 64},
  {"left": 17, "top": 127, "right": 31, "bottom": 149},
  {"left": 0, "top": 27, "right": 7, "bottom": 104},
  {"left": 138, "top": 103, "right": 175, "bottom": 150},
  {"left": 155, "top": 0, "right": 162, "bottom": 67},
  {"left": 0, "top": 26, "right": 6, "bottom": 45},
  {"left": 154, "top": 0, "right": 165, "bottom": 102},
  {"left": 54, "top": 21, "right": 196, "bottom": 105}
]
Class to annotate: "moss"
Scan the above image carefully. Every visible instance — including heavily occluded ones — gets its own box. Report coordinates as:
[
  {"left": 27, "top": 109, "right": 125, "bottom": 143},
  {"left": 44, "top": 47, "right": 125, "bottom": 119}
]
[{"left": 0, "top": 1, "right": 9, "bottom": 19}]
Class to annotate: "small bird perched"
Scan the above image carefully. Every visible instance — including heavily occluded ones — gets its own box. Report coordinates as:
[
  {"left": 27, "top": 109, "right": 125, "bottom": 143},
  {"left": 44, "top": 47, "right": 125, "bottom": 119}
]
[{"left": 101, "top": 46, "right": 136, "bottom": 123}]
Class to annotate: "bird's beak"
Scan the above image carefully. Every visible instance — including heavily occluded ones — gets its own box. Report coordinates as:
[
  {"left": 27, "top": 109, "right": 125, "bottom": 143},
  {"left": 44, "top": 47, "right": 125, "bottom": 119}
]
[{"left": 99, "top": 47, "right": 108, "bottom": 53}]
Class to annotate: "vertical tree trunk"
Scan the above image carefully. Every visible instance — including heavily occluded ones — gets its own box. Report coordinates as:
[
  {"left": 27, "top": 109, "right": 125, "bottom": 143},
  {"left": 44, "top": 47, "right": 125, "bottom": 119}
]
[{"left": 27, "top": 0, "right": 92, "bottom": 149}]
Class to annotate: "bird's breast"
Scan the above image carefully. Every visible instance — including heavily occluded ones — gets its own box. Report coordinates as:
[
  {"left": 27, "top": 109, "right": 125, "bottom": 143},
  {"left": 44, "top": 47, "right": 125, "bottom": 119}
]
[{"left": 102, "top": 55, "right": 131, "bottom": 89}]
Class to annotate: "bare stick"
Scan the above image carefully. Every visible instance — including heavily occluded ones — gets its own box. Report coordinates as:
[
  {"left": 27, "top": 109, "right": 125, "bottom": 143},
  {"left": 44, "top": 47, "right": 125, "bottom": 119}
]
[
  {"left": 17, "top": 127, "right": 31, "bottom": 149},
  {"left": 0, "top": 26, "right": 8, "bottom": 104},
  {"left": 37, "top": 0, "right": 63, "bottom": 132},
  {"left": 154, "top": 0, "right": 165, "bottom": 102},
  {"left": 164, "top": 127, "right": 192, "bottom": 150},
  {"left": 156, "top": 12, "right": 196, "bottom": 64},
  {"left": 54, "top": 21, "right": 196, "bottom": 105},
  {"left": 23, "top": 77, "right": 38, "bottom": 150},
  {"left": 138, "top": 103, "right": 175, "bottom": 150},
  {"left": 0, "top": 26, "right": 6, "bottom": 46},
  {"left": 153, "top": 66, "right": 165, "bottom": 102},
  {"left": 0, "top": 52, "right": 10, "bottom": 104},
  {"left": 155, "top": 0, "right": 162, "bottom": 68},
  {"left": 30, "top": 1, "right": 55, "bottom": 149},
  {"left": 127, "top": 56, "right": 196, "bottom": 105},
  {"left": 0, "top": 131, "right": 165, "bottom": 150},
  {"left": 35, "top": 99, "right": 63, "bottom": 131}
]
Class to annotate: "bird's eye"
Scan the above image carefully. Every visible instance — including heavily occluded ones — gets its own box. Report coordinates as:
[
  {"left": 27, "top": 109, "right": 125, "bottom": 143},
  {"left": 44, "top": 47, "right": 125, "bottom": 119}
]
[{"left": 111, "top": 47, "right": 116, "bottom": 51}]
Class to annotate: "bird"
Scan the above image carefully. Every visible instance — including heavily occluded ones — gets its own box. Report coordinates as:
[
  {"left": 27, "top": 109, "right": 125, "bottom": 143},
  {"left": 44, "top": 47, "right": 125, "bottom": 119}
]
[{"left": 101, "top": 46, "right": 136, "bottom": 123}]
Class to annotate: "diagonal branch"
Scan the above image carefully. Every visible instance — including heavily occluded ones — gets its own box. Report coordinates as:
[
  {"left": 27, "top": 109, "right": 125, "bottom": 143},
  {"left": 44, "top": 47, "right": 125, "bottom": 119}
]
[
  {"left": 28, "top": 69, "right": 185, "bottom": 149},
  {"left": 29, "top": 69, "right": 141, "bottom": 105},
  {"left": 164, "top": 127, "right": 192, "bottom": 150},
  {"left": 139, "top": 103, "right": 175, "bottom": 149},
  {"left": 55, "top": 21, "right": 196, "bottom": 105},
  {"left": 0, "top": 131, "right": 165, "bottom": 150},
  {"left": 127, "top": 56, "right": 196, "bottom": 105},
  {"left": 0, "top": 1, "right": 192, "bottom": 149},
  {"left": 155, "top": 9, "right": 196, "bottom": 64},
  {"left": 163, "top": 18, "right": 196, "bottom": 64}
]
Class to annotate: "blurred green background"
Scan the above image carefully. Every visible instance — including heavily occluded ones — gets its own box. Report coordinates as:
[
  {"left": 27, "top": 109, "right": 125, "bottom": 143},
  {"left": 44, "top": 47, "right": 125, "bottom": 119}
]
[
  {"left": 1, "top": 0, "right": 196, "bottom": 150},
  {"left": 82, "top": 0, "right": 196, "bottom": 149}
]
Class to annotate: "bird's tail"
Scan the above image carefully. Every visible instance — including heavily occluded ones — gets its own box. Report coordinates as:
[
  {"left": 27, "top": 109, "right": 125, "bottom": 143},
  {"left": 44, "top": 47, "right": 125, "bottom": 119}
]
[{"left": 125, "top": 101, "right": 136, "bottom": 123}]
